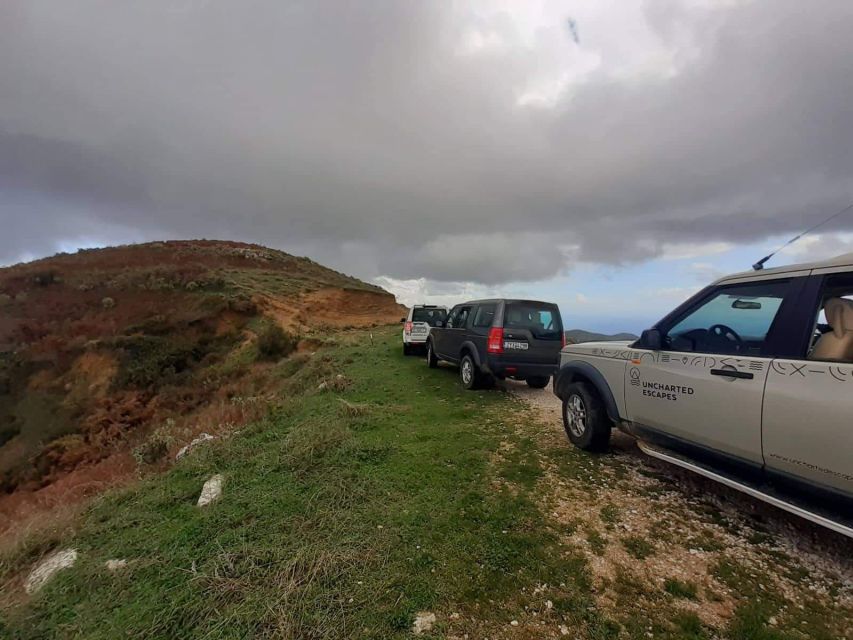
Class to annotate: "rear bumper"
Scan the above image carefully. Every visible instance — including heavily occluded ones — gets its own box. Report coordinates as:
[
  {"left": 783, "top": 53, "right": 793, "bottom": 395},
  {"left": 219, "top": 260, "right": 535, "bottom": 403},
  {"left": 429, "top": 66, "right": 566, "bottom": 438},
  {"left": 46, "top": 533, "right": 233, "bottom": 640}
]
[
  {"left": 483, "top": 356, "right": 557, "bottom": 379},
  {"left": 403, "top": 334, "right": 429, "bottom": 344}
]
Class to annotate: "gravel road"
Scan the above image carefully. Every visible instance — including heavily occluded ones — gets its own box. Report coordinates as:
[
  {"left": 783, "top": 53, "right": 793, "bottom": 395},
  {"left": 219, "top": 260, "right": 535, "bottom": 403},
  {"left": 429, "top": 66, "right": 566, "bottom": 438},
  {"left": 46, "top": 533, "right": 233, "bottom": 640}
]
[{"left": 502, "top": 378, "right": 853, "bottom": 635}]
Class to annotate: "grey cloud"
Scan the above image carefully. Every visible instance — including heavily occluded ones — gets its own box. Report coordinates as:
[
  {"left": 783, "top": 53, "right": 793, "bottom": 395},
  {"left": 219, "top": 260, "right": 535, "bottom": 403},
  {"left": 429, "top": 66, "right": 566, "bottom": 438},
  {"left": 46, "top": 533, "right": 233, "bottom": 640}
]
[{"left": 1, "top": 0, "right": 852, "bottom": 281}]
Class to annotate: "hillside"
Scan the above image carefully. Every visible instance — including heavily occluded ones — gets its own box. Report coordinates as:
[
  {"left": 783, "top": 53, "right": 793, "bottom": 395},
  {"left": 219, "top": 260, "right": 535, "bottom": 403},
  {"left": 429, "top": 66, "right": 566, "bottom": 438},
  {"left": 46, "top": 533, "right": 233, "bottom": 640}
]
[
  {"left": 565, "top": 329, "right": 638, "bottom": 344},
  {"left": 0, "top": 240, "right": 403, "bottom": 533},
  {"left": 2, "top": 329, "right": 850, "bottom": 639}
]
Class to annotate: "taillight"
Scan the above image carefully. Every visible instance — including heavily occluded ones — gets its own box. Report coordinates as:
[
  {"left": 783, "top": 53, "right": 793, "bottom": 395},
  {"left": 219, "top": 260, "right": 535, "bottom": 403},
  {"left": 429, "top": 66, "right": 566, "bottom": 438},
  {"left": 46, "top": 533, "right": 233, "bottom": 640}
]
[
  {"left": 561, "top": 332, "right": 566, "bottom": 348},
  {"left": 404, "top": 322, "right": 413, "bottom": 333},
  {"left": 487, "top": 327, "right": 504, "bottom": 354}
]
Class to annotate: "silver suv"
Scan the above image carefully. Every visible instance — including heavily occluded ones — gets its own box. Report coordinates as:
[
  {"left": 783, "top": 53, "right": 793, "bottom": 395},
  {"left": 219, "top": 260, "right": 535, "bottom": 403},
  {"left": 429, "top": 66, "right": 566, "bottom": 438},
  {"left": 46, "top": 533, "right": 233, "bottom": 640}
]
[
  {"left": 401, "top": 305, "right": 448, "bottom": 355},
  {"left": 554, "top": 252, "right": 853, "bottom": 537}
]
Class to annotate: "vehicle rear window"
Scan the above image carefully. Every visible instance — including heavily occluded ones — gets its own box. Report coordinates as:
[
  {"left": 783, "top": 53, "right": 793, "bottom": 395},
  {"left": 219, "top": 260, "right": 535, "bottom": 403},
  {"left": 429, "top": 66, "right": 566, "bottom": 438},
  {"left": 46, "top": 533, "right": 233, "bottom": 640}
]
[
  {"left": 473, "top": 304, "right": 496, "bottom": 328},
  {"left": 504, "top": 303, "right": 562, "bottom": 339},
  {"left": 412, "top": 308, "right": 447, "bottom": 326}
]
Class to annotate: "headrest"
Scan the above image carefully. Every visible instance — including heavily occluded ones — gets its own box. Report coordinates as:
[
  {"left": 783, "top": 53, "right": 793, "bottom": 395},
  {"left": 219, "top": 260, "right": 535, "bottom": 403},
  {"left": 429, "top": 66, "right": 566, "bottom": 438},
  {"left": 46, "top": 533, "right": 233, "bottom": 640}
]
[{"left": 824, "top": 297, "right": 853, "bottom": 338}]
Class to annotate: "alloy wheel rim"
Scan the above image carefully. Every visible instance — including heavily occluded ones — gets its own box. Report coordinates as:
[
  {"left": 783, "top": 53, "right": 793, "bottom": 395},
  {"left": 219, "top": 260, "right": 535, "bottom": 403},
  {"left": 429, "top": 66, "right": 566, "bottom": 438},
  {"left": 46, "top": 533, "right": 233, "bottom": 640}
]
[
  {"left": 462, "top": 360, "right": 473, "bottom": 384},
  {"left": 567, "top": 394, "right": 586, "bottom": 437}
]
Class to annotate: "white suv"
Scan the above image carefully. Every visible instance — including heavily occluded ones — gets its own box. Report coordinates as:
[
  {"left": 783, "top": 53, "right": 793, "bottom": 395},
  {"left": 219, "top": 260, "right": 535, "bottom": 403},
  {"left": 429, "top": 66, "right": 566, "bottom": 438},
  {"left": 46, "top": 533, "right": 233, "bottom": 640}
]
[
  {"left": 554, "top": 252, "right": 853, "bottom": 537},
  {"left": 401, "top": 305, "right": 448, "bottom": 355}
]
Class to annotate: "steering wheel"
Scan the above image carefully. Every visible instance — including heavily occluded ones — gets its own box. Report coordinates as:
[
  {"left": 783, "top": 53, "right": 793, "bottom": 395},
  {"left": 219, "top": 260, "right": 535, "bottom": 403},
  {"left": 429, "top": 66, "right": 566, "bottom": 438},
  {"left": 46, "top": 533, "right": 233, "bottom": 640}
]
[{"left": 708, "top": 324, "right": 743, "bottom": 344}]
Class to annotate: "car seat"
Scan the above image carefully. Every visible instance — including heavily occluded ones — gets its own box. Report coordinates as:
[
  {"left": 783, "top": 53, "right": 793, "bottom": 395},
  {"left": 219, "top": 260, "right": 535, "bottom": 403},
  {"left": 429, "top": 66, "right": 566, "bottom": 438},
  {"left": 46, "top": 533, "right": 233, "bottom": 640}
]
[{"left": 810, "top": 297, "right": 853, "bottom": 361}]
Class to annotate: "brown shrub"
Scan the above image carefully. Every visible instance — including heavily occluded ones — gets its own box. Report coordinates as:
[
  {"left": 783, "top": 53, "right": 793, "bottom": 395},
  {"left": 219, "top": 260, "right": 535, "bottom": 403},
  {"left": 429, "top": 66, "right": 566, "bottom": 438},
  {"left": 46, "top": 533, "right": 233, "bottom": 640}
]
[{"left": 257, "top": 324, "right": 297, "bottom": 361}]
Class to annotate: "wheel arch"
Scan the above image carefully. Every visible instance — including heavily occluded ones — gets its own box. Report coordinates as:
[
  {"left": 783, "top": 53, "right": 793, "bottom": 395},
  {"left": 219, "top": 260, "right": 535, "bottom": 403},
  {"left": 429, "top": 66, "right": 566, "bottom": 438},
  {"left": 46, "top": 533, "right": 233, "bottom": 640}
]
[
  {"left": 554, "top": 360, "right": 620, "bottom": 422},
  {"left": 459, "top": 341, "right": 482, "bottom": 367}
]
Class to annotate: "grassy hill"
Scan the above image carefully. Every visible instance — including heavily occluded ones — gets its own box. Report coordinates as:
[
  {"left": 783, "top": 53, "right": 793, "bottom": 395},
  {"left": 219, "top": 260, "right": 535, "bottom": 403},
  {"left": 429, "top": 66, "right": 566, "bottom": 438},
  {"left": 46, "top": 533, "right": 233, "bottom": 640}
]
[
  {"left": 2, "top": 329, "right": 849, "bottom": 639},
  {"left": 565, "top": 329, "right": 638, "bottom": 344},
  {"left": 0, "top": 240, "right": 403, "bottom": 532}
]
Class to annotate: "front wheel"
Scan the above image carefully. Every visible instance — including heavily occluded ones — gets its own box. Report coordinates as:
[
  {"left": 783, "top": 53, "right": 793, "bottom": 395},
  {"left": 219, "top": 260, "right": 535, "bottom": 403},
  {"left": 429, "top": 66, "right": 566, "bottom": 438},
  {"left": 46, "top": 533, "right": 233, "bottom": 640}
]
[
  {"left": 562, "top": 382, "right": 611, "bottom": 452},
  {"left": 526, "top": 376, "right": 550, "bottom": 389},
  {"left": 426, "top": 341, "right": 438, "bottom": 368}
]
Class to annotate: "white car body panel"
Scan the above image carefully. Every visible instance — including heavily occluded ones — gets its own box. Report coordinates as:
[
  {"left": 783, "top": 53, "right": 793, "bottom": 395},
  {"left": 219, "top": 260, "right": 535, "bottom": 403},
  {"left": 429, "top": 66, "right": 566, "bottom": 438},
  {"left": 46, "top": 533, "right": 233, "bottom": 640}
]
[
  {"left": 560, "top": 341, "right": 632, "bottom": 419},
  {"left": 623, "top": 350, "right": 769, "bottom": 464},
  {"left": 402, "top": 306, "right": 448, "bottom": 346},
  {"left": 762, "top": 357, "right": 853, "bottom": 496}
]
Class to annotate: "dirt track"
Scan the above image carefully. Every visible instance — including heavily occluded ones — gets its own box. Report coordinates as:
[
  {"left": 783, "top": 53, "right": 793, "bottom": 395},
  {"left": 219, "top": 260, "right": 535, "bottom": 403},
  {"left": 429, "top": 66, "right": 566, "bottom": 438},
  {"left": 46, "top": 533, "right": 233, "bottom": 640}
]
[{"left": 504, "top": 379, "right": 853, "bottom": 636}]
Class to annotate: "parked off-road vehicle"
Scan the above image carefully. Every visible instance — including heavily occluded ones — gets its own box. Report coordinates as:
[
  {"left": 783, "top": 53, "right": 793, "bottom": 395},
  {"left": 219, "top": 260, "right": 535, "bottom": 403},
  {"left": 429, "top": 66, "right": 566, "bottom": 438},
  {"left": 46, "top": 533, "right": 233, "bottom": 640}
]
[
  {"left": 553, "top": 253, "right": 853, "bottom": 537},
  {"left": 427, "top": 299, "right": 564, "bottom": 390},
  {"left": 401, "top": 305, "right": 447, "bottom": 355}
]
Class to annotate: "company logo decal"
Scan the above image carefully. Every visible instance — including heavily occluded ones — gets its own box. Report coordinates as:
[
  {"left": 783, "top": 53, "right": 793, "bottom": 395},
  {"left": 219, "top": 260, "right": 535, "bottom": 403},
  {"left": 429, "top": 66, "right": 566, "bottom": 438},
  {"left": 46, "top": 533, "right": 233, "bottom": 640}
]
[
  {"left": 629, "top": 367, "right": 641, "bottom": 386},
  {"left": 641, "top": 380, "right": 694, "bottom": 401}
]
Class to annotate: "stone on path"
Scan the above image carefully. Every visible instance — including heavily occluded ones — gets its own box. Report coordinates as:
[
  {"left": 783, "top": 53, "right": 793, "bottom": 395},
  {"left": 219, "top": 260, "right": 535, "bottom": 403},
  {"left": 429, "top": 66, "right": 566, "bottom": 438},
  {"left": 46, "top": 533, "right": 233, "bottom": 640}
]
[
  {"left": 412, "top": 611, "right": 436, "bottom": 635},
  {"left": 105, "top": 559, "right": 128, "bottom": 571},
  {"left": 197, "top": 474, "right": 224, "bottom": 507},
  {"left": 25, "top": 549, "right": 78, "bottom": 595}
]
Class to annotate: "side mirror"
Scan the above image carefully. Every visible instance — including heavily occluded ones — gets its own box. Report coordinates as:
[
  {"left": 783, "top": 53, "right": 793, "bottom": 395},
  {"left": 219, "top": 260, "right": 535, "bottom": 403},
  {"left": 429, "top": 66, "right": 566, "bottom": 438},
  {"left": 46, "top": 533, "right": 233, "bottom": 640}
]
[
  {"left": 400, "top": 318, "right": 406, "bottom": 323},
  {"left": 638, "top": 328, "right": 662, "bottom": 350},
  {"left": 435, "top": 320, "right": 444, "bottom": 328}
]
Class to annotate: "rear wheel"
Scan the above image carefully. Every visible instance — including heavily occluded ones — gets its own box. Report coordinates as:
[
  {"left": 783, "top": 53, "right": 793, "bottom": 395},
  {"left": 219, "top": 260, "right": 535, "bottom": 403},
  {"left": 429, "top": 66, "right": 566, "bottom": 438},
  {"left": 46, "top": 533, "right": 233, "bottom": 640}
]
[
  {"left": 403, "top": 343, "right": 412, "bottom": 356},
  {"left": 562, "top": 382, "right": 611, "bottom": 452},
  {"left": 459, "top": 354, "right": 481, "bottom": 390},
  {"left": 526, "top": 376, "right": 550, "bottom": 389},
  {"left": 426, "top": 341, "right": 438, "bottom": 368}
]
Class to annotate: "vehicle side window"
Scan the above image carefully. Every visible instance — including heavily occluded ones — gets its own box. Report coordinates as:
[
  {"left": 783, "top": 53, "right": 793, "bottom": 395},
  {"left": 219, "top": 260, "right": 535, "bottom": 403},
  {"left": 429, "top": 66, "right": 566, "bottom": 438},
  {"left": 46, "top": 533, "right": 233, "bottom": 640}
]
[
  {"left": 456, "top": 306, "right": 472, "bottom": 328},
  {"left": 663, "top": 280, "right": 792, "bottom": 356},
  {"left": 807, "top": 274, "right": 853, "bottom": 362},
  {"left": 447, "top": 306, "right": 471, "bottom": 329},
  {"left": 473, "top": 304, "right": 496, "bottom": 328},
  {"left": 446, "top": 306, "right": 461, "bottom": 328}
]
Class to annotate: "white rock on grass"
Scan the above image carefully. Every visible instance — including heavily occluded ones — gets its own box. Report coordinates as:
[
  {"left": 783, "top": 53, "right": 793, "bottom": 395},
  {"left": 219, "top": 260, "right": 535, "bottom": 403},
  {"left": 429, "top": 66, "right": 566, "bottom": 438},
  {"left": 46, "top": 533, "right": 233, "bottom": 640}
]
[
  {"left": 176, "top": 433, "right": 215, "bottom": 460},
  {"left": 25, "top": 549, "right": 78, "bottom": 594},
  {"left": 412, "top": 611, "right": 436, "bottom": 635},
  {"left": 197, "top": 474, "right": 224, "bottom": 507},
  {"left": 105, "top": 559, "right": 128, "bottom": 571}
]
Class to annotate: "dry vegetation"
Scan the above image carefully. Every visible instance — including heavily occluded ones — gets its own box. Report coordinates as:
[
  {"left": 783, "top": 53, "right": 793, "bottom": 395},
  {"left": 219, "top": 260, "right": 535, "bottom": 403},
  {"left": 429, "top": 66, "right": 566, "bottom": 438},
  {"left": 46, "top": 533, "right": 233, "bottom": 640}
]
[{"left": 0, "top": 240, "right": 403, "bottom": 539}]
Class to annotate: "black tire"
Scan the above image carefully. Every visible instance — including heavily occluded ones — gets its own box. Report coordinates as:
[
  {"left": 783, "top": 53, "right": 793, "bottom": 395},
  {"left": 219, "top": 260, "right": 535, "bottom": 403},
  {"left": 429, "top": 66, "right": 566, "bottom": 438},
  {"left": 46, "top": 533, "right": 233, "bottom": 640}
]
[
  {"left": 562, "top": 382, "right": 611, "bottom": 452},
  {"left": 526, "top": 376, "right": 550, "bottom": 389},
  {"left": 459, "top": 354, "right": 481, "bottom": 390},
  {"left": 403, "top": 343, "right": 412, "bottom": 356},
  {"left": 426, "top": 341, "right": 438, "bottom": 368}
]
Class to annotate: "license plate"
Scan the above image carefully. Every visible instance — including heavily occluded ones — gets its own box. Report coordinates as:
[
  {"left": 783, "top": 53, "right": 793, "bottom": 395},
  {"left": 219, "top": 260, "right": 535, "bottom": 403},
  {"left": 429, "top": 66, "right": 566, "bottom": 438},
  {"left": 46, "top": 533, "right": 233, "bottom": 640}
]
[
  {"left": 504, "top": 340, "right": 528, "bottom": 350},
  {"left": 412, "top": 326, "right": 427, "bottom": 334}
]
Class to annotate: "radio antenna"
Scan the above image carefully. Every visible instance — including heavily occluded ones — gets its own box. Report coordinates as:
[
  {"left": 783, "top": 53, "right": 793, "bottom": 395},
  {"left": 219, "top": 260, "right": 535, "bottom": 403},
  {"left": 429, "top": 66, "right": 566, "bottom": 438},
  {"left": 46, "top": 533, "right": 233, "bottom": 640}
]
[{"left": 752, "top": 201, "right": 853, "bottom": 270}]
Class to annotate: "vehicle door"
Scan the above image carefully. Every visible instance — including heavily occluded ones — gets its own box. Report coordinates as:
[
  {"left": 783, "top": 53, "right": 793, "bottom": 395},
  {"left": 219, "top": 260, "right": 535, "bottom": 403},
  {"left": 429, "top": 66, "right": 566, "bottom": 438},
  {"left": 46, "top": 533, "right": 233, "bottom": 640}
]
[
  {"left": 439, "top": 305, "right": 473, "bottom": 362},
  {"left": 502, "top": 302, "right": 563, "bottom": 364},
  {"left": 625, "top": 278, "right": 800, "bottom": 465},
  {"left": 762, "top": 271, "right": 853, "bottom": 497},
  {"left": 470, "top": 303, "right": 497, "bottom": 354}
]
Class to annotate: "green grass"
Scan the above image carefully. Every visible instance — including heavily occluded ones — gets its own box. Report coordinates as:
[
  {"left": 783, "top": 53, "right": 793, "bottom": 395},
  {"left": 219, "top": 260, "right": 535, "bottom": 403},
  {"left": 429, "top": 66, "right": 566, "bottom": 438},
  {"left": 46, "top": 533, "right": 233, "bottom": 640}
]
[
  {"left": 599, "top": 504, "right": 621, "bottom": 526},
  {"left": 622, "top": 536, "right": 655, "bottom": 560},
  {"left": 585, "top": 528, "right": 608, "bottom": 556},
  {"left": 0, "top": 329, "right": 614, "bottom": 639},
  {"left": 663, "top": 578, "right": 698, "bottom": 600},
  {"left": 2, "top": 328, "right": 850, "bottom": 640}
]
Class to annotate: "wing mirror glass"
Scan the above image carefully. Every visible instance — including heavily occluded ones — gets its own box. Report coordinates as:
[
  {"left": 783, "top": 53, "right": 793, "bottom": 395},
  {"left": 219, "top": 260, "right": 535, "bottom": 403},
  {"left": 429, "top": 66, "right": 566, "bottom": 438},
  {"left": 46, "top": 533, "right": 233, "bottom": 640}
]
[
  {"left": 639, "top": 328, "right": 662, "bottom": 350},
  {"left": 435, "top": 320, "right": 444, "bottom": 328}
]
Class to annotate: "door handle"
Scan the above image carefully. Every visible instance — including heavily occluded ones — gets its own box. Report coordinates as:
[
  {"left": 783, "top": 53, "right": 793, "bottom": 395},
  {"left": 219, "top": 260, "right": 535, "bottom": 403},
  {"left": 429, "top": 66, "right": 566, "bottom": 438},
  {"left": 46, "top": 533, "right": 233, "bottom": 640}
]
[{"left": 710, "top": 369, "right": 753, "bottom": 380}]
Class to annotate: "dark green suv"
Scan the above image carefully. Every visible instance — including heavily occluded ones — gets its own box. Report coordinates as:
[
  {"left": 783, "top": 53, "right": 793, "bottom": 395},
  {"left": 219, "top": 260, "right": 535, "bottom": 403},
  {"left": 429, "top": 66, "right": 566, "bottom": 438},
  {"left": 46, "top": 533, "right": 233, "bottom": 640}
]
[{"left": 426, "top": 298, "right": 564, "bottom": 390}]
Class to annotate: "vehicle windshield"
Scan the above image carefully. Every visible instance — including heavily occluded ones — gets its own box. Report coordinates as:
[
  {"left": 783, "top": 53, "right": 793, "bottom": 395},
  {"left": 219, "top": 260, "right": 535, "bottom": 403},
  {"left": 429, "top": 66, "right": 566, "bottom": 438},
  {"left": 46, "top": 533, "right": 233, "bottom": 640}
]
[
  {"left": 412, "top": 307, "right": 447, "bottom": 326},
  {"left": 504, "top": 303, "right": 562, "bottom": 340}
]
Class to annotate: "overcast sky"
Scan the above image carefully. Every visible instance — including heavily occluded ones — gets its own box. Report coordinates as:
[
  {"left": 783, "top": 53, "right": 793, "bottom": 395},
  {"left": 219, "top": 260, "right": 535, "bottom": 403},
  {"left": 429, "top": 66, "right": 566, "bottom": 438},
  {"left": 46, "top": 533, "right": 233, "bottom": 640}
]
[{"left": 2, "top": 0, "right": 853, "bottom": 331}]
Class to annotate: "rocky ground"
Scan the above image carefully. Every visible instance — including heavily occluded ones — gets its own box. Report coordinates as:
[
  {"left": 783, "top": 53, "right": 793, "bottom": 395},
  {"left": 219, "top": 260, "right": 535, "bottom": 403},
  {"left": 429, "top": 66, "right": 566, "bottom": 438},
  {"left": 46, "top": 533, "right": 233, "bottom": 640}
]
[{"left": 505, "top": 380, "right": 853, "bottom": 638}]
